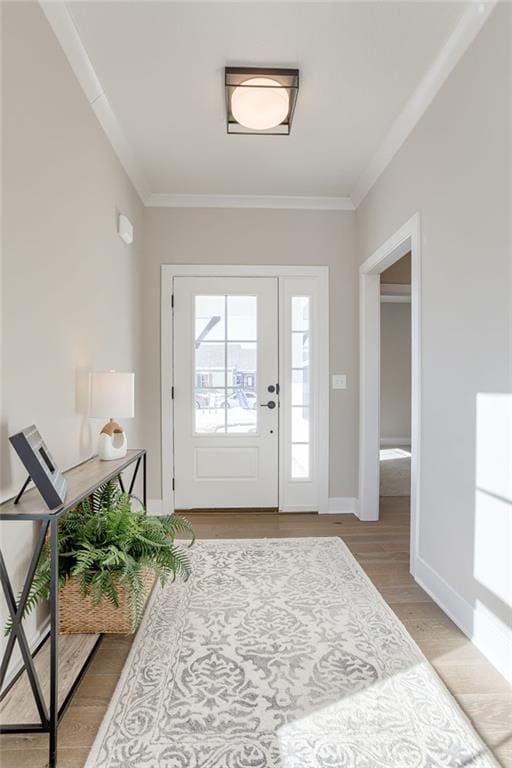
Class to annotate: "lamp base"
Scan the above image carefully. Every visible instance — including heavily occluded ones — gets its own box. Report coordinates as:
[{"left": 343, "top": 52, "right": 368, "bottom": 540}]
[{"left": 98, "top": 421, "right": 127, "bottom": 461}]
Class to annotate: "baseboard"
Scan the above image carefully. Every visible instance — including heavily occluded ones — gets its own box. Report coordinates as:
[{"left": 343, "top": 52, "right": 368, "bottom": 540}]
[
  {"left": 148, "top": 498, "right": 360, "bottom": 517},
  {"left": 415, "top": 555, "right": 512, "bottom": 684},
  {"left": 380, "top": 437, "right": 411, "bottom": 447},
  {"left": 146, "top": 499, "right": 163, "bottom": 516},
  {"left": 325, "top": 497, "right": 359, "bottom": 516}
]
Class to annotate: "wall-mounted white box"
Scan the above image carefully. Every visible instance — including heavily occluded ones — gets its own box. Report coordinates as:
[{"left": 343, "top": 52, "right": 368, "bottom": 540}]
[
  {"left": 118, "top": 213, "right": 134, "bottom": 245},
  {"left": 332, "top": 374, "right": 347, "bottom": 390}
]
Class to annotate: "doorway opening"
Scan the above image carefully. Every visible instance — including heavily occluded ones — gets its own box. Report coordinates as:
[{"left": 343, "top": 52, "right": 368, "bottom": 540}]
[
  {"left": 380, "top": 253, "right": 412, "bottom": 497},
  {"left": 359, "top": 214, "right": 421, "bottom": 575}
]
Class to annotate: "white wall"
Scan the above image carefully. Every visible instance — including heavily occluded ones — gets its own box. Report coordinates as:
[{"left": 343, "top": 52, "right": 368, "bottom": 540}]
[
  {"left": 141, "top": 207, "right": 358, "bottom": 503},
  {"left": 357, "top": 5, "right": 512, "bottom": 680},
  {"left": 380, "top": 302, "right": 411, "bottom": 442},
  {"left": 1, "top": 2, "right": 144, "bottom": 668}
]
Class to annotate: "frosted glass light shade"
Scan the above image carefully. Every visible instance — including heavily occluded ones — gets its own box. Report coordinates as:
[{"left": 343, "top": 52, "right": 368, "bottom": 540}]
[
  {"left": 225, "top": 68, "right": 299, "bottom": 135},
  {"left": 89, "top": 372, "right": 134, "bottom": 418},
  {"left": 231, "top": 77, "right": 289, "bottom": 131}
]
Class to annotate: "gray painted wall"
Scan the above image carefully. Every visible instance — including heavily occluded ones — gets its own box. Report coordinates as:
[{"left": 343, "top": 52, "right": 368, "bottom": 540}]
[
  {"left": 380, "top": 302, "right": 411, "bottom": 441},
  {"left": 141, "top": 207, "right": 358, "bottom": 501}
]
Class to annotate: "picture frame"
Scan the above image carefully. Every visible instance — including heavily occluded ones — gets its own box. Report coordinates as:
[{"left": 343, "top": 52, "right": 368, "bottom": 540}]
[{"left": 9, "top": 425, "right": 67, "bottom": 509}]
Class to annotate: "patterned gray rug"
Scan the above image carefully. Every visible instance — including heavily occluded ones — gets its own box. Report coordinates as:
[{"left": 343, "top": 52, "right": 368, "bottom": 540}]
[{"left": 86, "top": 538, "right": 498, "bottom": 767}]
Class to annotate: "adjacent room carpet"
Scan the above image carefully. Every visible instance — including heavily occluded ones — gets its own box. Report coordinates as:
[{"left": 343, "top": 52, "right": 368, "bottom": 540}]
[
  {"left": 86, "top": 538, "right": 498, "bottom": 767},
  {"left": 380, "top": 446, "right": 411, "bottom": 496}
]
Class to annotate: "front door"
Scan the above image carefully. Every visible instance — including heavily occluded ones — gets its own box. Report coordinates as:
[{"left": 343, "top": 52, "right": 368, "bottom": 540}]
[{"left": 173, "top": 277, "right": 279, "bottom": 509}]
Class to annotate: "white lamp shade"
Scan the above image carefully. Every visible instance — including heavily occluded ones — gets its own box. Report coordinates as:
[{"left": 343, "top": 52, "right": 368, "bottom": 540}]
[{"left": 89, "top": 372, "right": 134, "bottom": 419}]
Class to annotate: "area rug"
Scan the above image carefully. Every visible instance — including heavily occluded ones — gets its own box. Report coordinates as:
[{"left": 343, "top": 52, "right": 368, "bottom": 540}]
[{"left": 85, "top": 538, "right": 498, "bottom": 767}]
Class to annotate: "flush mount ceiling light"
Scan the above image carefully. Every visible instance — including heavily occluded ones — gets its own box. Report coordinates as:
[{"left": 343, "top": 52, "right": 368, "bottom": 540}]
[{"left": 225, "top": 67, "right": 299, "bottom": 135}]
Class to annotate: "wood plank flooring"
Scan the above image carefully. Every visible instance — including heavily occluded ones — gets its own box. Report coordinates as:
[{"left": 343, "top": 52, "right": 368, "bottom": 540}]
[
  {"left": 0, "top": 634, "right": 100, "bottom": 725},
  {"left": 1, "top": 497, "right": 510, "bottom": 767}
]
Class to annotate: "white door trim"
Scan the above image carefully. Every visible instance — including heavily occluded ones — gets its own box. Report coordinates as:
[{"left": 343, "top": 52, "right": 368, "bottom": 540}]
[
  {"left": 359, "top": 213, "right": 421, "bottom": 575},
  {"left": 161, "top": 264, "right": 329, "bottom": 515}
]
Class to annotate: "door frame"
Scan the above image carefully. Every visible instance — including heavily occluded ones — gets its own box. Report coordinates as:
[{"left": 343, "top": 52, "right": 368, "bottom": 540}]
[
  {"left": 161, "top": 264, "right": 329, "bottom": 515},
  {"left": 359, "top": 213, "right": 421, "bottom": 574}
]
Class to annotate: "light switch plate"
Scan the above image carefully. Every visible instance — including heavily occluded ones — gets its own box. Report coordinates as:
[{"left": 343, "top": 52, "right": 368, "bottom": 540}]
[{"left": 332, "top": 374, "right": 347, "bottom": 390}]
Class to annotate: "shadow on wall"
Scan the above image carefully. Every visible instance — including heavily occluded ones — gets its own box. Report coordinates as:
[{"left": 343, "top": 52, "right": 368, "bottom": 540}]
[{"left": 75, "top": 368, "right": 92, "bottom": 457}]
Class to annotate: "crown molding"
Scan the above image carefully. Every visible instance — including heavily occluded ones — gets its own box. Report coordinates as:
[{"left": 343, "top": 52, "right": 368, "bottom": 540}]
[
  {"left": 39, "top": 1, "right": 150, "bottom": 203},
  {"left": 351, "top": 1, "right": 496, "bottom": 208},
  {"left": 146, "top": 193, "right": 355, "bottom": 210}
]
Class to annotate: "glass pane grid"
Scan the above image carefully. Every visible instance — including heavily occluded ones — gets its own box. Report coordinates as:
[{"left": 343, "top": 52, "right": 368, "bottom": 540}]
[
  {"left": 291, "top": 297, "right": 311, "bottom": 479},
  {"left": 194, "top": 294, "right": 258, "bottom": 435}
]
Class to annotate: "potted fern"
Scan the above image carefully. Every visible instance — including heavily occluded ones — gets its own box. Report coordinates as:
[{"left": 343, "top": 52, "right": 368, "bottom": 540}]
[{"left": 8, "top": 482, "right": 194, "bottom": 635}]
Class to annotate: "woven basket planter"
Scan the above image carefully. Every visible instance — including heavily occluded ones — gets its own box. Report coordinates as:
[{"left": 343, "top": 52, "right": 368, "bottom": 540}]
[{"left": 59, "top": 568, "right": 156, "bottom": 635}]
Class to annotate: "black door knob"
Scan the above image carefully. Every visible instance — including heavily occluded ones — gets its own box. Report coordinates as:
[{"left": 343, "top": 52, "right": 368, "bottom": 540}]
[{"left": 260, "top": 400, "right": 276, "bottom": 409}]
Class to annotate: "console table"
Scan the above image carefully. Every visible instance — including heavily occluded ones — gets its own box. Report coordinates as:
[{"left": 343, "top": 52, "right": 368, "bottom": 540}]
[{"left": 0, "top": 449, "right": 146, "bottom": 767}]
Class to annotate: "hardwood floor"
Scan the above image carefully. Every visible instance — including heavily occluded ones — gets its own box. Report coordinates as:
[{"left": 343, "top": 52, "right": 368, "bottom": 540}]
[{"left": 1, "top": 498, "right": 510, "bottom": 767}]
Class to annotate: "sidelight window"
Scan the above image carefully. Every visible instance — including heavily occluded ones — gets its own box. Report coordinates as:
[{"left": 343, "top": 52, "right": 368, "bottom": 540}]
[{"left": 291, "top": 296, "right": 310, "bottom": 479}]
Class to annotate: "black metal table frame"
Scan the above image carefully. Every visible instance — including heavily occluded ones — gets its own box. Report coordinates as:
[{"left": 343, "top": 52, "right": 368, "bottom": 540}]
[{"left": 0, "top": 450, "right": 147, "bottom": 767}]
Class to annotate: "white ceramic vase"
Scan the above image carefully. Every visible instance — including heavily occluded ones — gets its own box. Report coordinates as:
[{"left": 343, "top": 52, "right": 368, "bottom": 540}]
[{"left": 98, "top": 421, "right": 128, "bottom": 460}]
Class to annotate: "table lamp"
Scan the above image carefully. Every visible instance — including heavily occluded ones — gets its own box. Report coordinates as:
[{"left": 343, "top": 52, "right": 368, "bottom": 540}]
[{"left": 89, "top": 371, "right": 135, "bottom": 460}]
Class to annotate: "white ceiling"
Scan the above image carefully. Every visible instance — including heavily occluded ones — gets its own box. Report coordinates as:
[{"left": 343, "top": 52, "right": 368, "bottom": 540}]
[{"left": 62, "top": 1, "right": 470, "bottom": 201}]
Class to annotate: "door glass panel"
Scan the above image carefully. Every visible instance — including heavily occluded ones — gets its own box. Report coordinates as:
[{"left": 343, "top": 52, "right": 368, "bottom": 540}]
[
  {"left": 292, "top": 444, "right": 309, "bottom": 479},
  {"left": 227, "top": 343, "right": 257, "bottom": 389},
  {"left": 291, "top": 369, "right": 309, "bottom": 406},
  {"left": 195, "top": 342, "right": 225, "bottom": 387},
  {"left": 292, "top": 332, "right": 309, "bottom": 367},
  {"left": 194, "top": 296, "right": 258, "bottom": 435},
  {"left": 292, "top": 407, "right": 309, "bottom": 442},
  {"left": 292, "top": 296, "right": 309, "bottom": 331},
  {"left": 195, "top": 296, "right": 225, "bottom": 342},
  {"left": 227, "top": 389, "right": 257, "bottom": 433},
  {"left": 291, "top": 296, "right": 311, "bottom": 479},
  {"left": 227, "top": 296, "right": 257, "bottom": 340},
  {"left": 195, "top": 389, "right": 225, "bottom": 434}
]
